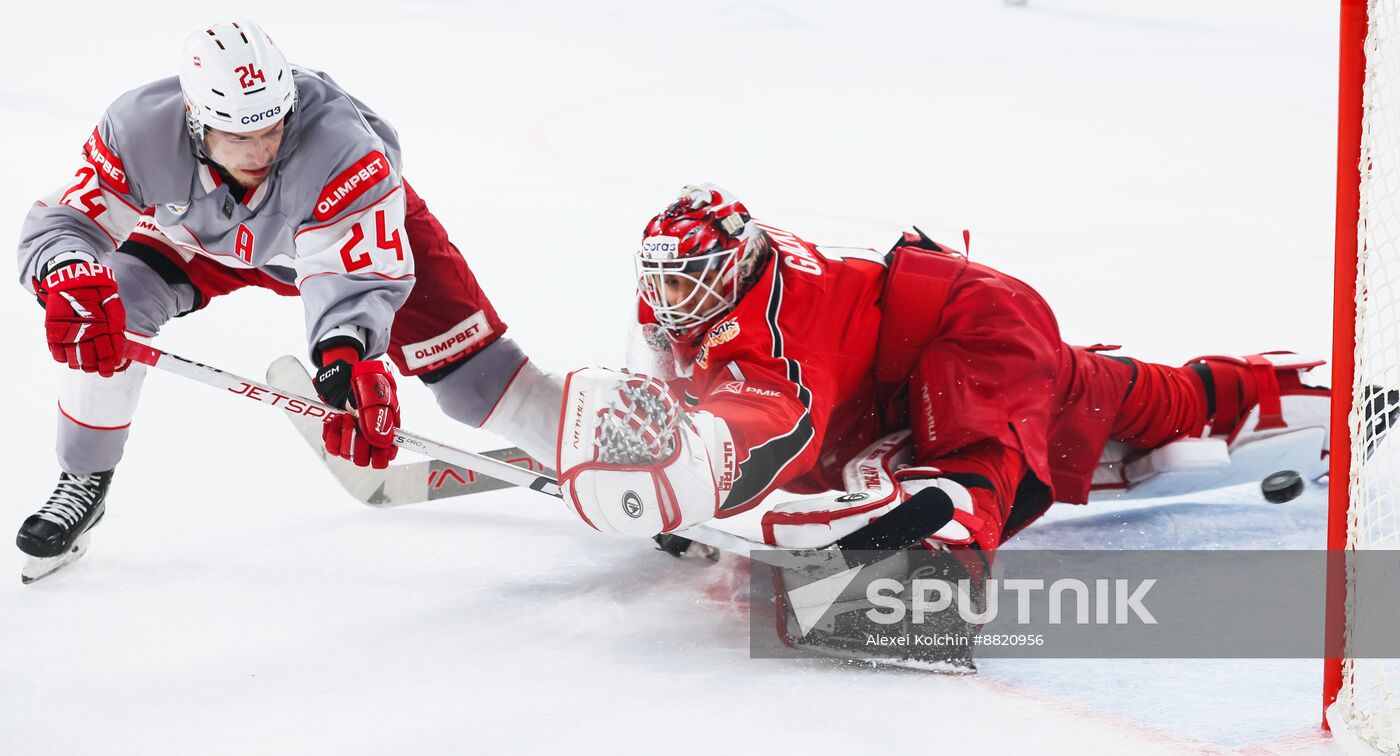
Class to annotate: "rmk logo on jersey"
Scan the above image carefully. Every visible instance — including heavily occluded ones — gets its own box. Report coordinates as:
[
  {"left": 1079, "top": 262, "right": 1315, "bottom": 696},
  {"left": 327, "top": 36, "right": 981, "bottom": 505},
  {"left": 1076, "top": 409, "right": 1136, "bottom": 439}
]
[
  {"left": 713, "top": 381, "right": 745, "bottom": 395},
  {"left": 695, "top": 319, "right": 740, "bottom": 369},
  {"left": 709, "top": 380, "right": 780, "bottom": 399},
  {"left": 703, "top": 319, "right": 740, "bottom": 347},
  {"left": 235, "top": 64, "right": 267, "bottom": 89}
]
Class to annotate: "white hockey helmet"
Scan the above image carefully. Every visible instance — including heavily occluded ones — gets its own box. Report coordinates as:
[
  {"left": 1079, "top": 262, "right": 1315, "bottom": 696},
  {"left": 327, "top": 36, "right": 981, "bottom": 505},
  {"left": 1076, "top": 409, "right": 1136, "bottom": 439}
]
[{"left": 179, "top": 20, "right": 297, "bottom": 140}]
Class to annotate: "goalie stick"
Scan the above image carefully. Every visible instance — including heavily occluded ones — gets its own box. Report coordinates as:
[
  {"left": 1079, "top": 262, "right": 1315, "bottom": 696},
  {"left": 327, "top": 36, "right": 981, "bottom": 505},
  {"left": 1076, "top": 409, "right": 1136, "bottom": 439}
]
[
  {"left": 265, "top": 355, "right": 551, "bottom": 507},
  {"left": 123, "top": 343, "right": 775, "bottom": 558}
]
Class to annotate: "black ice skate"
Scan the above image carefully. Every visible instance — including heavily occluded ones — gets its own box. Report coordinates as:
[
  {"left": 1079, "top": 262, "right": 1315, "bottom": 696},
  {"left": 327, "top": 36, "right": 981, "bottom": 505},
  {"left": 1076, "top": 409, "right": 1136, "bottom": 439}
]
[
  {"left": 17, "top": 470, "right": 113, "bottom": 584},
  {"left": 775, "top": 548, "right": 980, "bottom": 674}
]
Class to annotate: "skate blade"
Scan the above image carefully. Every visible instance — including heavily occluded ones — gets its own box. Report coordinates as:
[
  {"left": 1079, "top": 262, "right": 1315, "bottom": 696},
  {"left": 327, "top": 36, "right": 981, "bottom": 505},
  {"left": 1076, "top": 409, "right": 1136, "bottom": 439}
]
[
  {"left": 791, "top": 641, "right": 978, "bottom": 675},
  {"left": 859, "top": 654, "right": 977, "bottom": 675},
  {"left": 20, "top": 533, "right": 92, "bottom": 585},
  {"left": 817, "top": 652, "right": 977, "bottom": 675}
]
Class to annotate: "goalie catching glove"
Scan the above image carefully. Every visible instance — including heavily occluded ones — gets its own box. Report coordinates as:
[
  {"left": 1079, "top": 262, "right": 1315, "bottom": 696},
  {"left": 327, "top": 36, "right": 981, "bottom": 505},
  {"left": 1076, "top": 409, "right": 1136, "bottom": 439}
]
[{"left": 556, "top": 367, "right": 732, "bottom": 536}]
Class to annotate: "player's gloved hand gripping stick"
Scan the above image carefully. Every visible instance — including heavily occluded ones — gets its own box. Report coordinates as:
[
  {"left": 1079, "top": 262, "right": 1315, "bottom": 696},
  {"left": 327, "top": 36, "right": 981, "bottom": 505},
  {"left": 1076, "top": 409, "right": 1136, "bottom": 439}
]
[{"left": 121, "top": 342, "right": 771, "bottom": 556}]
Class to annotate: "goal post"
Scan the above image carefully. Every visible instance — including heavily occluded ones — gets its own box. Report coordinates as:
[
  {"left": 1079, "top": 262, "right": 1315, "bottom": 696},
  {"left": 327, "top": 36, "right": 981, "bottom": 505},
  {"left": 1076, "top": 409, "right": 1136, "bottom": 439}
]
[
  {"left": 1327, "top": 0, "right": 1400, "bottom": 747},
  {"left": 1326, "top": 0, "right": 1365, "bottom": 731}
]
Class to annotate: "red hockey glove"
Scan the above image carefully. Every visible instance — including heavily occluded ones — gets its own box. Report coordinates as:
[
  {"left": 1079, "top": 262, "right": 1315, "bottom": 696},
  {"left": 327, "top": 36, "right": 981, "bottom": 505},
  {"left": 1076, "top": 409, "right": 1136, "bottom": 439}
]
[
  {"left": 315, "top": 348, "right": 400, "bottom": 470},
  {"left": 37, "top": 257, "right": 127, "bottom": 377}
]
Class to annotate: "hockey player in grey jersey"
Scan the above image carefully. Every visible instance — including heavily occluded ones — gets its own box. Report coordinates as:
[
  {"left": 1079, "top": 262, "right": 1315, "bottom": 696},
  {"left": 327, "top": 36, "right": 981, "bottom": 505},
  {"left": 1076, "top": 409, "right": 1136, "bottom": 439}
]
[{"left": 14, "top": 20, "right": 561, "bottom": 581}]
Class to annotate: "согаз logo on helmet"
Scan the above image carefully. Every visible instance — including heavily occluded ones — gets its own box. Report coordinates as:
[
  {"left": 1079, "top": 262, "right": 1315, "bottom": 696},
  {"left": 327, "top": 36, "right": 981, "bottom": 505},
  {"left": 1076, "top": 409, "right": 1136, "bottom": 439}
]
[
  {"left": 641, "top": 236, "right": 679, "bottom": 260},
  {"left": 241, "top": 106, "right": 282, "bottom": 125}
]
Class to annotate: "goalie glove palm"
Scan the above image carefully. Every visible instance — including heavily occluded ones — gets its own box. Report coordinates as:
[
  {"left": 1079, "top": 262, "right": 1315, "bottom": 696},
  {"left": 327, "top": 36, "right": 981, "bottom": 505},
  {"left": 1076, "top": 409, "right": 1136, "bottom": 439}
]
[{"left": 557, "top": 367, "right": 728, "bottom": 536}]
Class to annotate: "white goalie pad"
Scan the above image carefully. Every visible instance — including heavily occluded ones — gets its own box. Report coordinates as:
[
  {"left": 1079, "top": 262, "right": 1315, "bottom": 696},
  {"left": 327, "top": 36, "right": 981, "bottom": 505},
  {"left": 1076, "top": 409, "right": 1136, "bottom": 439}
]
[
  {"left": 761, "top": 432, "right": 913, "bottom": 548},
  {"left": 1089, "top": 387, "right": 1330, "bottom": 502}
]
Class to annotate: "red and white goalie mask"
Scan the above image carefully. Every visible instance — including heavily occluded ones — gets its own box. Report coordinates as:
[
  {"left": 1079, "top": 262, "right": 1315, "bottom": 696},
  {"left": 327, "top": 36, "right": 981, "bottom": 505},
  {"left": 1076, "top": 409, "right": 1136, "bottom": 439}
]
[{"left": 636, "top": 184, "right": 767, "bottom": 340}]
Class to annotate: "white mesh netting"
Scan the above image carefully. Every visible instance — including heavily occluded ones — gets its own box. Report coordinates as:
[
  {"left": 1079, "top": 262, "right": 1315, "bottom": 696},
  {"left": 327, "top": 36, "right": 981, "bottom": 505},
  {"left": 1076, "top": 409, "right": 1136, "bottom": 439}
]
[{"left": 1338, "top": 1, "right": 1400, "bottom": 751}]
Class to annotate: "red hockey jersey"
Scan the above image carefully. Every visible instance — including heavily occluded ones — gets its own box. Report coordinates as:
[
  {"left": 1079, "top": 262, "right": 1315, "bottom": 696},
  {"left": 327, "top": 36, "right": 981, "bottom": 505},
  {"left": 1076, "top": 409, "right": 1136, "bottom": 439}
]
[
  {"left": 643, "top": 223, "right": 1098, "bottom": 519},
  {"left": 642, "top": 223, "right": 883, "bottom": 515}
]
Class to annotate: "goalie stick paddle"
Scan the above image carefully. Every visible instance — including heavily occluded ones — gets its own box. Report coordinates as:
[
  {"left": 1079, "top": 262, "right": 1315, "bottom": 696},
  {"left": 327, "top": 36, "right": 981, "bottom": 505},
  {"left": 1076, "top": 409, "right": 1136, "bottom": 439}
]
[
  {"left": 122, "top": 343, "right": 773, "bottom": 556},
  {"left": 265, "top": 355, "right": 552, "bottom": 507}
]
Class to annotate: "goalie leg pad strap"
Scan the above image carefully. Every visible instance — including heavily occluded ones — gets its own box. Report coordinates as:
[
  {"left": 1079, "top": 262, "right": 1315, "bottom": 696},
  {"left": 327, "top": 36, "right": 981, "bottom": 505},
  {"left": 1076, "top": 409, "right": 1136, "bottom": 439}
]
[{"left": 1185, "top": 352, "right": 1326, "bottom": 438}]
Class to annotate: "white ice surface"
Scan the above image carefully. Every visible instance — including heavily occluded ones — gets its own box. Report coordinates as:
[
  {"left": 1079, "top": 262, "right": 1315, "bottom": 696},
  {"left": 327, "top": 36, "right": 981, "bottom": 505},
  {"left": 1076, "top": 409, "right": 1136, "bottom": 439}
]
[{"left": 0, "top": 1, "right": 1347, "bottom": 753}]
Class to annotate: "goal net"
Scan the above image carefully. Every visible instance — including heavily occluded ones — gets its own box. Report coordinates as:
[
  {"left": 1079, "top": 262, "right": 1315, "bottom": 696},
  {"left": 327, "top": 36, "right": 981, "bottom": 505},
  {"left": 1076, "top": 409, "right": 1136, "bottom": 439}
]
[{"left": 1328, "top": 0, "right": 1400, "bottom": 750}]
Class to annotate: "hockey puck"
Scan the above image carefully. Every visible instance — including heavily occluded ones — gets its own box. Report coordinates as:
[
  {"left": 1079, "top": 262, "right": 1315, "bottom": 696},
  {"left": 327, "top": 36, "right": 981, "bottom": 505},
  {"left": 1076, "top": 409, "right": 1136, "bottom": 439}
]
[{"left": 1261, "top": 470, "right": 1305, "bottom": 503}]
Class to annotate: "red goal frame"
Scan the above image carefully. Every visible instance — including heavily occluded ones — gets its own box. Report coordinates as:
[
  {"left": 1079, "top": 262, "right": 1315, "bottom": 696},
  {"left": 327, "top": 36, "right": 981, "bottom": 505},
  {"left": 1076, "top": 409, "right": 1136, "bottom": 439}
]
[{"left": 1325, "top": 0, "right": 1369, "bottom": 731}]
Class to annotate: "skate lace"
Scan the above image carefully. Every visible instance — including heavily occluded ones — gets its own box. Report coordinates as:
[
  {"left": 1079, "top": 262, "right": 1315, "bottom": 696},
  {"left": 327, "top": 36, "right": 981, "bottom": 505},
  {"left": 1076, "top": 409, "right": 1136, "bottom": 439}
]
[
  {"left": 595, "top": 379, "right": 679, "bottom": 465},
  {"left": 35, "top": 473, "right": 101, "bottom": 528}
]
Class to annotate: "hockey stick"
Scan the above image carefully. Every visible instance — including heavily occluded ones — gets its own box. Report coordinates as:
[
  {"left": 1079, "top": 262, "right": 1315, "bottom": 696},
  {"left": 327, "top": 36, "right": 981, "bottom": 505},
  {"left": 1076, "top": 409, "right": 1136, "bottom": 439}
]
[
  {"left": 123, "top": 343, "right": 774, "bottom": 556},
  {"left": 265, "top": 355, "right": 551, "bottom": 507}
]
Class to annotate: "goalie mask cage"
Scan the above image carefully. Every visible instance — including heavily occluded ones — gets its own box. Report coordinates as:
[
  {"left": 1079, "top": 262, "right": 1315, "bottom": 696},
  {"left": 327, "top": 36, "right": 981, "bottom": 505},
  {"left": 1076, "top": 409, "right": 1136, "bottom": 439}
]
[{"left": 1328, "top": 0, "right": 1400, "bottom": 749}]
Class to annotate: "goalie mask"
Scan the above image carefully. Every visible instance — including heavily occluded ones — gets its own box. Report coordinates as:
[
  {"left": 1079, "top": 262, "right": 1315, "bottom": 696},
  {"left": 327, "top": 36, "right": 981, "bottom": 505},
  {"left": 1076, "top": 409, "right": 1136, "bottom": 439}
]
[{"left": 637, "top": 184, "right": 769, "bottom": 340}]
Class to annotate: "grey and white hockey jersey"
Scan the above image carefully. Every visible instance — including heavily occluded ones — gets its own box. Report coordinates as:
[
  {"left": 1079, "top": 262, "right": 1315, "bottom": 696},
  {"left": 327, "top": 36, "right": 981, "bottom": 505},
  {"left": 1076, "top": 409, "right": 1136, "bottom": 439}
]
[{"left": 16, "top": 68, "right": 416, "bottom": 360}]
